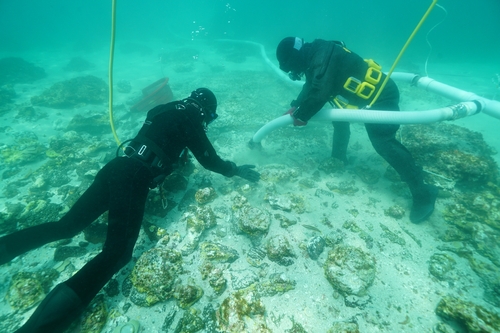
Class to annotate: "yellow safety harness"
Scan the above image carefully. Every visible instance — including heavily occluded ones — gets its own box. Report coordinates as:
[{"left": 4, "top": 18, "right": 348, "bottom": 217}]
[
  {"left": 343, "top": 59, "right": 382, "bottom": 101},
  {"left": 332, "top": 58, "right": 383, "bottom": 109}
]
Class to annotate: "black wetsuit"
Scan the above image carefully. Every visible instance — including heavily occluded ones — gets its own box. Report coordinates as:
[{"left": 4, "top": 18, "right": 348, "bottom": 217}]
[
  {"left": 292, "top": 39, "right": 422, "bottom": 183},
  {"left": 0, "top": 100, "right": 237, "bottom": 327}
]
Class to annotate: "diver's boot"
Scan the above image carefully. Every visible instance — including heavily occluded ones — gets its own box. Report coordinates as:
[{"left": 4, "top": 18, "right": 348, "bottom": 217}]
[
  {"left": 408, "top": 182, "right": 438, "bottom": 223},
  {"left": 15, "top": 283, "right": 84, "bottom": 333}
]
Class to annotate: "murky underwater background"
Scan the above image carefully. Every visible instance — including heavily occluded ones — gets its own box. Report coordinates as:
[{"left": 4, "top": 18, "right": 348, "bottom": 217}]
[{"left": 1, "top": 0, "right": 500, "bottom": 332}]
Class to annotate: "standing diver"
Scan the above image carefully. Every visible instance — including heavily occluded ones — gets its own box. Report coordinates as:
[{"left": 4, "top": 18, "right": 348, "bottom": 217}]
[
  {"left": 275, "top": 37, "right": 437, "bottom": 223},
  {"left": 0, "top": 88, "right": 260, "bottom": 333}
]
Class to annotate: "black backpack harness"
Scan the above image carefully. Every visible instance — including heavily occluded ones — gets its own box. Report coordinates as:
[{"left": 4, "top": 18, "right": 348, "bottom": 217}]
[{"left": 119, "top": 102, "right": 189, "bottom": 188}]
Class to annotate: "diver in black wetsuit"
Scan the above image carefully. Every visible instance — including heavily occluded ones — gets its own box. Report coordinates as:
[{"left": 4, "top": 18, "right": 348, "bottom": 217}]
[
  {"left": 0, "top": 88, "right": 260, "bottom": 333},
  {"left": 275, "top": 37, "right": 437, "bottom": 223}
]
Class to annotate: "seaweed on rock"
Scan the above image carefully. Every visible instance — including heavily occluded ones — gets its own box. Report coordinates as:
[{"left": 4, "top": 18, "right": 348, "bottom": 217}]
[{"left": 31, "top": 75, "right": 107, "bottom": 108}]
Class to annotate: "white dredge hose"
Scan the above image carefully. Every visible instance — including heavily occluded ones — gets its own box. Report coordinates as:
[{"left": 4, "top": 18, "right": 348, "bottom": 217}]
[
  {"left": 390, "top": 72, "right": 500, "bottom": 119},
  {"left": 251, "top": 101, "right": 483, "bottom": 144}
]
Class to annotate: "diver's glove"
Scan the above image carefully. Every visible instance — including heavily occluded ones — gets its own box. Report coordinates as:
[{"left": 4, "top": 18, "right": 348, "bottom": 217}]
[
  {"left": 284, "top": 107, "right": 307, "bottom": 127},
  {"left": 235, "top": 164, "right": 260, "bottom": 182}
]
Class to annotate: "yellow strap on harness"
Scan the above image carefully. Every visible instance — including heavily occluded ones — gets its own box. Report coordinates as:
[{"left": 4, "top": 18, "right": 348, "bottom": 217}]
[
  {"left": 332, "top": 95, "right": 358, "bottom": 109},
  {"left": 337, "top": 59, "right": 382, "bottom": 106}
]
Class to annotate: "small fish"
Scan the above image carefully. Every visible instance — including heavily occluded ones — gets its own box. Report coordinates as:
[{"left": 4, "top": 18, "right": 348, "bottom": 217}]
[{"left": 302, "top": 224, "right": 322, "bottom": 233}]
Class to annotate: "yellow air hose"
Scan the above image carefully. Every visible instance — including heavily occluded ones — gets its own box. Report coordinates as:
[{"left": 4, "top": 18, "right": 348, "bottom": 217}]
[
  {"left": 108, "top": 0, "right": 121, "bottom": 146},
  {"left": 368, "top": 0, "right": 439, "bottom": 108}
]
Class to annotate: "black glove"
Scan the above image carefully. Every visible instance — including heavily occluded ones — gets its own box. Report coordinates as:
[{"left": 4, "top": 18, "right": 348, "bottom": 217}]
[{"left": 235, "top": 164, "right": 260, "bottom": 182}]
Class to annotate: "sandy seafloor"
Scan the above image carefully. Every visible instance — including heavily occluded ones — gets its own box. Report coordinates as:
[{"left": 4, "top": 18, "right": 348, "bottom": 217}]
[{"left": 0, "top": 39, "right": 499, "bottom": 333}]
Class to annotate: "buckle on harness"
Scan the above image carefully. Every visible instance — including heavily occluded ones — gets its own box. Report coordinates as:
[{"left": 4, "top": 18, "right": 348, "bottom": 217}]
[
  {"left": 357, "top": 82, "right": 376, "bottom": 99},
  {"left": 138, "top": 145, "right": 147, "bottom": 155},
  {"left": 332, "top": 95, "right": 358, "bottom": 109},
  {"left": 342, "top": 59, "right": 382, "bottom": 100},
  {"left": 343, "top": 77, "right": 362, "bottom": 94},
  {"left": 364, "top": 59, "right": 382, "bottom": 85},
  {"left": 343, "top": 78, "right": 376, "bottom": 100}
]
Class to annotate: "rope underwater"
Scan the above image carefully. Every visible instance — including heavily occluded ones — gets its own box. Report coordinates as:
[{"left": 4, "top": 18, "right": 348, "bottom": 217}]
[
  {"left": 368, "top": 0, "right": 440, "bottom": 108},
  {"left": 109, "top": 0, "right": 121, "bottom": 146}
]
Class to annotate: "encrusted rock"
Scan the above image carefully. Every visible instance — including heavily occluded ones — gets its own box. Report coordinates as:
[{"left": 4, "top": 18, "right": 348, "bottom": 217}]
[
  {"left": 307, "top": 235, "right": 326, "bottom": 260},
  {"left": 6, "top": 272, "right": 45, "bottom": 311},
  {"left": 401, "top": 123, "right": 499, "bottom": 187},
  {"left": 237, "top": 206, "right": 270, "bottom": 237},
  {"left": 217, "top": 289, "right": 269, "bottom": 332},
  {"left": 78, "top": 294, "right": 108, "bottom": 333},
  {"left": 195, "top": 187, "right": 217, "bottom": 205},
  {"left": 428, "top": 253, "right": 456, "bottom": 281},
  {"left": 260, "top": 164, "right": 300, "bottom": 182},
  {"left": 324, "top": 245, "right": 376, "bottom": 296},
  {"left": 435, "top": 295, "right": 500, "bottom": 332},
  {"left": 266, "top": 195, "right": 293, "bottom": 212},
  {"left": 384, "top": 204, "right": 406, "bottom": 219},
  {"left": 257, "top": 273, "right": 296, "bottom": 296},
  {"left": 1, "top": 139, "right": 47, "bottom": 166},
  {"left": 201, "top": 303, "right": 219, "bottom": 333},
  {"left": 31, "top": 75, "right": 107, "bottom": 108},
  {"left": 130, "top": 248, "right": 183, "bottom": 306},
  {"left": 266, "top": 234, "right": 296, "bottom": 266},
  {"left": 199, "top": 261, "right": 227, "bottom": 295},
  {"left": 180, "top": 206, "right": 217, "bottom": 254},
  {"left": 246, "top": 247, "right": 267, "bottom": 267},
  {"left": 231, "top": 193, "right": 248, "bottom": 210},
  {"left": 173, "top": 280, "right": 204, "bottom": 309},
  {"left": 200, "top": 241, "right": 239, "bottom": 263},
  {"left": 173, "top": 307, "right": 205, "bottom": 333}
]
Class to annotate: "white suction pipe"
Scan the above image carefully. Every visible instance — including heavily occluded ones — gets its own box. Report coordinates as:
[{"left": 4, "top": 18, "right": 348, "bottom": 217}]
[
  {"left": 250, "top": 101, "right": 482, "bottom": 144},
  {"left": 390, "top": 72, "right": 500, "bottom": 119}
]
